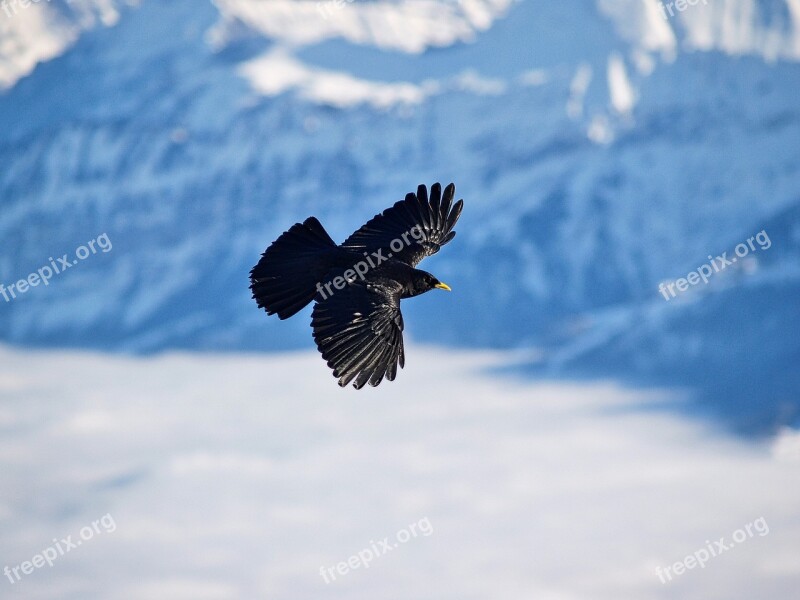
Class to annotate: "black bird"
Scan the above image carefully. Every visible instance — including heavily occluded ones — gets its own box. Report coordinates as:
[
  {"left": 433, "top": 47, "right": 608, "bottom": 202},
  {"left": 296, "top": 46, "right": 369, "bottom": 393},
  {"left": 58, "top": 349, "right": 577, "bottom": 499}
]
[{"left": 250, "top": 183, "right": 463, "bottom": 389}]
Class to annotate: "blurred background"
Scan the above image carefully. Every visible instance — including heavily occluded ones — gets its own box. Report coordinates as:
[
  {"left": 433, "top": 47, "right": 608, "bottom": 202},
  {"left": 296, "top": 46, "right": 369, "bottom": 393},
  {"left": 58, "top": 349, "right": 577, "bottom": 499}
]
[{"left": 1, "top": 0, "right": 799, "bottom": 598}]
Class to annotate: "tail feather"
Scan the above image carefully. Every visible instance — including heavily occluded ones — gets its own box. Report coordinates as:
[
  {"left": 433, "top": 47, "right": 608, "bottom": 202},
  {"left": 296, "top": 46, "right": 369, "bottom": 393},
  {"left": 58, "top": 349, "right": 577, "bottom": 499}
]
[{"left": 250, "top": 217, "right": 337, "bottom": 320}]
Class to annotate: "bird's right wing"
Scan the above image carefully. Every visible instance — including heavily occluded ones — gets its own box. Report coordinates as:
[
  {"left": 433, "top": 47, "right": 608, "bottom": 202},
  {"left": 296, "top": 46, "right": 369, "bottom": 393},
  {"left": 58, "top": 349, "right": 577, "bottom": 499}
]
[
  {"left": 311, "top": 279, "right": 405, "bottom": 389},
  {"left": 341, "top": 183, "right": 463, "bottom": 267}
]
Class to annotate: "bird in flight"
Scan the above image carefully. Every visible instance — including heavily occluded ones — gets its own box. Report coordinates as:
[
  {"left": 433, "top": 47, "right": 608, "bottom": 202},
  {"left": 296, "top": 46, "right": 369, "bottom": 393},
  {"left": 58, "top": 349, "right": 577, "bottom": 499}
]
[{"left": 250, "top": 183, "right": 463, "bottom": 389}]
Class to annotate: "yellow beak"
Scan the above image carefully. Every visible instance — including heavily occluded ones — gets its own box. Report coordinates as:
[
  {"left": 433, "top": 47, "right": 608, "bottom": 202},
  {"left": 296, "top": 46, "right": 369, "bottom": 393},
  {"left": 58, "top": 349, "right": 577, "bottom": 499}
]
[{"left": 434, "top": 282, "right": 452, "bottom": 292}]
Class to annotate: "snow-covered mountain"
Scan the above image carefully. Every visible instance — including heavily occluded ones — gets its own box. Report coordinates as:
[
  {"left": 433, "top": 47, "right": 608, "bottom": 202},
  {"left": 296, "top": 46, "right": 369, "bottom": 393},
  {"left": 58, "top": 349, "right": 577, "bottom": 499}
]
[{"left": 0, "top": 0, "right": 798, "bottom": 432}]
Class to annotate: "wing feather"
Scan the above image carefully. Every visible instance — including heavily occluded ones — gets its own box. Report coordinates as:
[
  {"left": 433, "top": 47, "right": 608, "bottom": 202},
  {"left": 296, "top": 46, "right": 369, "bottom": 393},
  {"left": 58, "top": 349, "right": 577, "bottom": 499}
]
[
  {"left": 312, "top": 280, "right": 405, "bottom": 389},
  {"left": 341, "top": 182, "right": 464, "bottom": 267}
]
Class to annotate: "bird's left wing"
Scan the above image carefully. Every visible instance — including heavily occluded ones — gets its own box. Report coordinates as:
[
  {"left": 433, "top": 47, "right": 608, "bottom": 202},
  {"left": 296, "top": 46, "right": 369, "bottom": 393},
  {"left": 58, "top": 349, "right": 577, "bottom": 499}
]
[
  {"left": 341, "top": 182, "right": 463, "bottom": 267},
  {"left": 312, "top": 279, "right": 405, "bottom": 389}
]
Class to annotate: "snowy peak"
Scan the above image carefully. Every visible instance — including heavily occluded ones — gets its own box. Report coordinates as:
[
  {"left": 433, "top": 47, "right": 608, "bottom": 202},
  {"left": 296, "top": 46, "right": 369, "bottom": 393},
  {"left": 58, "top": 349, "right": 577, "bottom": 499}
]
[
  {"left": 599, "top": 0, "right": 800, "bottom": 61},
  {"left": 208, "top": 0, "right": 514, "bottom": 53},
  {"left": 0, "top": 0, "right": 134, "bottom": 90},
  {"left": 0, "top": 0, "right": 798, "bottom": 434}
]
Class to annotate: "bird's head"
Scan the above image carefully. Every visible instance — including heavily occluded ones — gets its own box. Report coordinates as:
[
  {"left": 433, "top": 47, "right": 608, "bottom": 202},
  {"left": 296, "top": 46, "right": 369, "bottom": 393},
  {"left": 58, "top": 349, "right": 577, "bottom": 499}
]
[{"left": 408, "top": 270, "right": 451, "bottom": 297}]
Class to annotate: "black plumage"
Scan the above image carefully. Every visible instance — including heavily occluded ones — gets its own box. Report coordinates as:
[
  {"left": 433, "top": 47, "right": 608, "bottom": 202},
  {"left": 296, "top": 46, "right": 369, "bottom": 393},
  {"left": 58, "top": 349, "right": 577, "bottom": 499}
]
[{"left": 250, "top": 182, "right": 463, "bottom": 389}]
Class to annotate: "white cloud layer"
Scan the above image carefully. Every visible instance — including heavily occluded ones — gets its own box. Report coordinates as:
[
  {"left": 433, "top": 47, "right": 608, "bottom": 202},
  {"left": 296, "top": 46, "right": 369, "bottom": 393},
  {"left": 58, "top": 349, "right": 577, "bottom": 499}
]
[{"left": 0, "top": 344, "right": 798, "bottom": 599}]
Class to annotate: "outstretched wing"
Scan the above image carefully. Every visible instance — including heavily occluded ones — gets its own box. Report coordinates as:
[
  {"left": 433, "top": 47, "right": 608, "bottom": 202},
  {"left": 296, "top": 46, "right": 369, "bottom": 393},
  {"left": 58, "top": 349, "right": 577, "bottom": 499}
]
[
  {"left": 311, "top": 279, "right": 405, "bottom": 389},
  {"left": 342, "top": 182, "right": 463, "bottom": 267}
]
